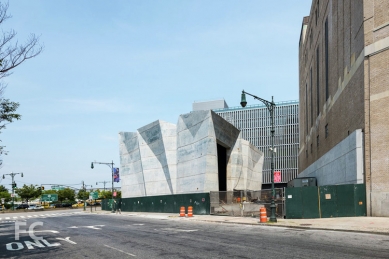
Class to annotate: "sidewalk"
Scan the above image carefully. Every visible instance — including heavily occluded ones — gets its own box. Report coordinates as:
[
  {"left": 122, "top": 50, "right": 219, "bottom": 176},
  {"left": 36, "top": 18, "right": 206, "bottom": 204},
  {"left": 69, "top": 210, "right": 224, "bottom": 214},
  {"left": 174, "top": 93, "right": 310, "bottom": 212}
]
[{"left": 87, "top": 209, "right": 389, "bottom": 235}]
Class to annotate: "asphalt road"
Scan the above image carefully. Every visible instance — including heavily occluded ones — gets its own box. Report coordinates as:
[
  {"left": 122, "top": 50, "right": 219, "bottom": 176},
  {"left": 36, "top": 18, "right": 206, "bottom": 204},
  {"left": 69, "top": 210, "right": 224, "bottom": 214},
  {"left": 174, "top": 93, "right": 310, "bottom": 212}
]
[{"left": 0, "top": 210, "right": 388, "bottom": 258}]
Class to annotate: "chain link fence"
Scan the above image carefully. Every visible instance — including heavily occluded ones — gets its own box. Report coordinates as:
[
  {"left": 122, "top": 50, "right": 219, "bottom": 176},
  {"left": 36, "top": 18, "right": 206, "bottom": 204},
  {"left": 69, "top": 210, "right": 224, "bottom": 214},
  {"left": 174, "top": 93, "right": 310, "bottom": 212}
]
[{"left": 210, "top": 188, "right": 284, "bottom": 218}]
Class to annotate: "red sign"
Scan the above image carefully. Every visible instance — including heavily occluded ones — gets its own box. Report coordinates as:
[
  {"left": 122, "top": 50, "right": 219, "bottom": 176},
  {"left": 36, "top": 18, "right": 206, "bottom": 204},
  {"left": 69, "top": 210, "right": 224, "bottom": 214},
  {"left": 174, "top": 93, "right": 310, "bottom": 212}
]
[
  {"left": 274, "top": 171, "right": 281, "bottom": 183},
  {"left": 113, "top": 191, "right": 117, "bottom": 197}
]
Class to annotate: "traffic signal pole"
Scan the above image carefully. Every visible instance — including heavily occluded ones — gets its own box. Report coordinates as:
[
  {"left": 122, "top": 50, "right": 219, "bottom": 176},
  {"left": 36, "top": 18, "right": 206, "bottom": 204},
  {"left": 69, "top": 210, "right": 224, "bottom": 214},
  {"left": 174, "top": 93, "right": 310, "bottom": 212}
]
[{"left": 2, "top": 172, "right": 23, "bottom": 211}]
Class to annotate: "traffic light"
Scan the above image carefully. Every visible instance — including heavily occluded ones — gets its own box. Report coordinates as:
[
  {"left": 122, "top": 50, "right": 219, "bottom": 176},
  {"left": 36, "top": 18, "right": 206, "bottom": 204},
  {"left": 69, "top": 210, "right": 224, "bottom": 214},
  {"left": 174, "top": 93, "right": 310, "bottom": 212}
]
[
  {"left": 12, "top": 183, "right": 17, "bottom": 189},
  {"left": 41, "top": 186, "right": 44, "bottom": 190}
]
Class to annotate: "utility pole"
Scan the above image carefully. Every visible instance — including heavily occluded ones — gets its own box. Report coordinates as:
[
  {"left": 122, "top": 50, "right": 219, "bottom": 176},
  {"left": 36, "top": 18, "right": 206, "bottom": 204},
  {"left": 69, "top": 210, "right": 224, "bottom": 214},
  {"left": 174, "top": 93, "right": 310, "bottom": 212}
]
[
  {"left": 2, "top": 172, "right": 23, "bottom": 211},
  {"left": 96, "top": 181, "right": 111, "bottom": 192}
]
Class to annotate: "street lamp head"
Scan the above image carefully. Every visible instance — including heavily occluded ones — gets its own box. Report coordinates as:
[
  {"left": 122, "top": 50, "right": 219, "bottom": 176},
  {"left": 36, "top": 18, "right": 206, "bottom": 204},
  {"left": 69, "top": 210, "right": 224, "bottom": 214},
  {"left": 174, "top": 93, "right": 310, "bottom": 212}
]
[
  {"left": 2, "top": 175, "right": 4, "bottom": 179},
  {"left": 21, "top": 173, "right": 23, "bottom": 177},
  {"left": 240, "top": 91, "right": 247, "bottom": 107},
  {"left": 91, "top": 162, "right": 94, "bottom": 169}
]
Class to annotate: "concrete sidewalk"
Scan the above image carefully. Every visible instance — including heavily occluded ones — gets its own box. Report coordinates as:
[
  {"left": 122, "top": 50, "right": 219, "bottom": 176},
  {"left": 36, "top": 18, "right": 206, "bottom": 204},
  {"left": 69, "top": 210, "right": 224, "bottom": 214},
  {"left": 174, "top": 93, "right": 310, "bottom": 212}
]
[{"left": 87, "top": 209, "right": 389, "bottom": 235}]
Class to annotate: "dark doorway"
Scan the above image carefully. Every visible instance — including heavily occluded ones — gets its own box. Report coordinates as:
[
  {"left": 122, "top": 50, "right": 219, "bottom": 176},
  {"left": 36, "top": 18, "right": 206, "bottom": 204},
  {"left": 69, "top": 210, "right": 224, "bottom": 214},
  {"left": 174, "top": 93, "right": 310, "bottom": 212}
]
[{"left": 217, "top": 144, "right": 227, "bottom": 191}]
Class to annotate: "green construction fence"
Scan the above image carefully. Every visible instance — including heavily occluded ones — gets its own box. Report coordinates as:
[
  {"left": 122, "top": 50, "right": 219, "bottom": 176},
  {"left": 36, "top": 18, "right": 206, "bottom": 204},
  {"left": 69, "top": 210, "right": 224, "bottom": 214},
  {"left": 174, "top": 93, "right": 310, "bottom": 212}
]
[
  {"left": 101, "top": 192, "right": 210, "bottom": 215},
  {"left": 285, "top": 184, "right": 366, "bottom": 219}
]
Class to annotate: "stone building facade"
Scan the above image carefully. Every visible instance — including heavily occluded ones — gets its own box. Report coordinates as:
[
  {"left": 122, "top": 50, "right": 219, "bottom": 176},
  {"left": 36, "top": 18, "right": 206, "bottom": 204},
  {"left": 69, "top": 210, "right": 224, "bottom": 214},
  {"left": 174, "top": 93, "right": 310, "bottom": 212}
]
[
  {"left": 119, "top": 110, "right": 264, "bottom": 198},
  {"left": 299, "top": 0, "right": 389, "bottom": 216}
]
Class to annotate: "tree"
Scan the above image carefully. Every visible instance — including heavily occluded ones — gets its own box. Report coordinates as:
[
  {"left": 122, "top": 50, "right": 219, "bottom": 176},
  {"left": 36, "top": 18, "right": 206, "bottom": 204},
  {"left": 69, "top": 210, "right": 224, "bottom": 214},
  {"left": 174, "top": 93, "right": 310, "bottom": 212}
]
[
  {"left": 58, "top": 188, "right": 75, "bottom": 203},
  {"left": 0, "top": 2, "right": 43, "bottom": 162},
  {"left": 77, "top": 189, "right": 89, "bottom": 201},
  {"left": 99, "top": 190, "right": 112, "bottom": 199},
  {"left": 0, "top": 184, "right": 7, "bottom": 192},
  {"left": 0, "top": 185, "right": 10, "bottom": 203},
  {"left": 15, "top": 184, "right": 40, "bottom": 203}
]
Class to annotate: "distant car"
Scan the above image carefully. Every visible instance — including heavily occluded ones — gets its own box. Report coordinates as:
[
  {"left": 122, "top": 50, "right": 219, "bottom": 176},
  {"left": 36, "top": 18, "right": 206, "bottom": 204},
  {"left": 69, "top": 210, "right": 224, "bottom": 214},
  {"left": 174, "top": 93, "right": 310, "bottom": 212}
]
[
  {"left": 49, "top": 204, "right": 56, "bottom": 209},
  {"left": 16, "top": 204, "right": 29, "bottom": 209},
  {"left": 28, "top": 205, "right": 43, "bottom": 210},
  {"left": 61, "top": 203, "right": 72, "bottom": 207}
]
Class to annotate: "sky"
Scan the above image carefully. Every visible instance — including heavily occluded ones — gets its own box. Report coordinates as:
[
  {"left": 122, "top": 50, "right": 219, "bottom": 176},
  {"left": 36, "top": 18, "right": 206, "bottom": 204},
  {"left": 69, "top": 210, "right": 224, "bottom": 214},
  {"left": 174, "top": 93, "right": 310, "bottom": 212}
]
[{"left": 0, "top": 0, "right": 311, "bottom": 191}]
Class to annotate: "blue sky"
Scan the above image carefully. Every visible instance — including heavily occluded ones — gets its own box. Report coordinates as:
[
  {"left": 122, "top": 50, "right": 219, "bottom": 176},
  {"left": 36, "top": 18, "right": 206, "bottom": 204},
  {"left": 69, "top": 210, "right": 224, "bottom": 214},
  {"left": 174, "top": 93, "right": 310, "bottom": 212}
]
[{"left": 0, "top": 1, "right": 311, "bottom": 191}]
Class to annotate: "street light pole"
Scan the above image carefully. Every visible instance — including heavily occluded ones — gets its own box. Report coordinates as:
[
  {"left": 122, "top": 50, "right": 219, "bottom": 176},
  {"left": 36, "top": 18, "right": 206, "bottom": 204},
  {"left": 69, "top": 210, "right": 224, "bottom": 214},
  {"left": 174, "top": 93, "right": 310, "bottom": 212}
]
[
  {"left": 91, "top": 161, "right": 115, "bottom": 213},
  {"left": 96, "top": 181, "right": 111, "bottom": 192},
  {"left": 240, "top": 90, "right": 277, "bottom": 222},
  {"left": 2, "top": 172, "right": 23, "bottom": 211}
]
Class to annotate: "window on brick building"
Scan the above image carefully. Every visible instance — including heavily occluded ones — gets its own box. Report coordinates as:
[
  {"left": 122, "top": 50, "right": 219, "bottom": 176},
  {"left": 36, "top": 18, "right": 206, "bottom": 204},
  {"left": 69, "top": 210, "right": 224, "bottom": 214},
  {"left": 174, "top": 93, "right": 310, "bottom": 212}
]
[
  {"left": 325, "top": 124, "right": 329, "bottom": 138},
  {"left": 316, "top": 46, "right": 320, "bottom": 115},
  {"left": 325, "top": 17, "right": 329, "bottom": 100}
]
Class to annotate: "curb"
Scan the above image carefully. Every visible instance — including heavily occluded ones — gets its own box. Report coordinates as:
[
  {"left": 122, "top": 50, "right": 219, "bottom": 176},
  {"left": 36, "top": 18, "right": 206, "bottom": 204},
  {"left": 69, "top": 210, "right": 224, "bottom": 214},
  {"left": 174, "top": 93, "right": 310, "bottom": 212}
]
[{"left": 82, "top": 211, "right": 389, "bottom": 236}]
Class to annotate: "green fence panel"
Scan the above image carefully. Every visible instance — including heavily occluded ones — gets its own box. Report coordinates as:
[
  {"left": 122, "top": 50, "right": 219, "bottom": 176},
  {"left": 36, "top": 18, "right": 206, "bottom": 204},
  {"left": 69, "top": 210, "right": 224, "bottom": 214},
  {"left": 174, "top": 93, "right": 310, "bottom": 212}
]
[
  {"left": 101, "top": 193, "right": 210, "bottom": 214},
  {"left": 285, "top": 187, "right": 303, "bottom": 219},
  {"left": 319, "top": 185, "right": 338, "bottom": 218},
  {"left": 336, "top": 184, "right": 355, "bottom": 217},
  {"left": 286, "top": 186, "right": 319, "bottom": 219},
  {"left": 354, "top": 184, "right": 367, "bottom": 216},
  {"left": 302, "top": 186, "right": 320, "bottom": 218},
  {"left": 285, "top": 184, "right": 366, "bottom": 219}
]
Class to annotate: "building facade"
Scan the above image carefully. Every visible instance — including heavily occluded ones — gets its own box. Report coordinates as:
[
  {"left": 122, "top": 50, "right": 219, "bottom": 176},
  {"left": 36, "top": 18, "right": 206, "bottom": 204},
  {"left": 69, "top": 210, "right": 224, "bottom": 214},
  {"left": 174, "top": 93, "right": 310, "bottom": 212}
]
[
  {"left": 211, "top": 100, "right": 299, "bottom": 189},
  {"left": 299, "top": 0, "right": 389, "bottom": 216},
  {"left": 119, "top": 110, "right": 264, "bottom": 198}
]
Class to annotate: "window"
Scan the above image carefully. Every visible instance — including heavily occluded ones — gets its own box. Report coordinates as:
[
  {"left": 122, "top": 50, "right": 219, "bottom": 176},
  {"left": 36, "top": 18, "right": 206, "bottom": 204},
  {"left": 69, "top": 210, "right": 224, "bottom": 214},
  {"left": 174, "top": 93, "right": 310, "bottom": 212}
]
[
  {"left": 316, "top": 46, "right": 320, "bottom": 115},
  {"left": 325, "top": 124, "right": 329, "bottom": 138},
  {"left": 317, "top": 135, "right": 319, "bottom": 148},
  {"left": 315, "top": 9, "right": 318, "bottom": 26},
  {"left": 311, "top": 143, "right": 313, "bottom": 153},
  {"left": 310, "top": 67, "right": 313, "bottom": 126},
  {"left": 305, "top": 84, "right": 308, "bottom": 135},
  {"left": 306, "top": 150, "right": 308, "bottom": 158},
  {"left": 325, "top": 17, "right": 329, "bottom": 100}
]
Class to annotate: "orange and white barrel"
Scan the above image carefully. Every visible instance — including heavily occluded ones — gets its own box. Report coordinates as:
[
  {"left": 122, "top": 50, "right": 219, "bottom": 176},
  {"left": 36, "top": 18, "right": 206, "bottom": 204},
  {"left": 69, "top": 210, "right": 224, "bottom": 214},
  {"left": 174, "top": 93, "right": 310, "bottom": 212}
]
[
  {"left": 180, "top": 206, "right": 185, "bottom": 217},
  {"left": 260, "top": 207, "right": 267, "bottom": 223},
  {"left": 187, "top": 206, "right": 193, "bottom": 217}
]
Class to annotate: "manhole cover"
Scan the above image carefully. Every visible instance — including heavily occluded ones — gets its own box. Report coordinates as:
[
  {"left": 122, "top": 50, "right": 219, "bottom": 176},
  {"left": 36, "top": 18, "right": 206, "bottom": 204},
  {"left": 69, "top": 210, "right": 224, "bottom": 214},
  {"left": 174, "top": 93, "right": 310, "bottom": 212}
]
[{"left": 299, "top": 224, "right": 312, "bottom": 226}]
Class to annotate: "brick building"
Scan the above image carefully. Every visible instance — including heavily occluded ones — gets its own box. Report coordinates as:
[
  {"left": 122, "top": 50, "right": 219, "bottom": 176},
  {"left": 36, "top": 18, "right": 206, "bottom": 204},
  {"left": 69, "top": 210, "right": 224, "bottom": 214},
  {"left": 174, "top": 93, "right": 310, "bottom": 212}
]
[{"left": 299, "top": 0, "right": 389, "bottom": 216}]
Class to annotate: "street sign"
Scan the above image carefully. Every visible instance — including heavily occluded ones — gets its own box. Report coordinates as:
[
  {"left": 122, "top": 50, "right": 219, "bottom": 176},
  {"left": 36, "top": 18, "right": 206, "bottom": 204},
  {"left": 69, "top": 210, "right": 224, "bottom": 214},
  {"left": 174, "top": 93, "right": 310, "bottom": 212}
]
[
  {"left": 41, "top": 194, "right": 58, "bottom": 202},
  {"left": 51, "top": 185, "right": 64, "bottom": 191},
  {"left": 274, "top": 171, "right": 281, "bottom": 183},
  {"left": 90, "top": 191, "right": 99, "bottom": 200}
]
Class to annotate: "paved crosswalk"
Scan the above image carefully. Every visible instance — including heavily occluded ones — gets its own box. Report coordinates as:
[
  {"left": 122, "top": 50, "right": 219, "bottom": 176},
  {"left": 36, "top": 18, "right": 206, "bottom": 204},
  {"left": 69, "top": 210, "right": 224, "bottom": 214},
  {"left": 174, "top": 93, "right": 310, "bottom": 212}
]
[{"left": 0, "top": 212, "right": 83, "bottom": 222}]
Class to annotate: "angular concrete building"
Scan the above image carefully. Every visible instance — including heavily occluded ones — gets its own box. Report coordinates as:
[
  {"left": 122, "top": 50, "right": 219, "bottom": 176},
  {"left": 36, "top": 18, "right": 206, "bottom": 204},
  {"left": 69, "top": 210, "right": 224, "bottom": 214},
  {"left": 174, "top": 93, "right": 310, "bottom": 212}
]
[{"left": 119, "top": 110, "right": 264, "bottom": 198}]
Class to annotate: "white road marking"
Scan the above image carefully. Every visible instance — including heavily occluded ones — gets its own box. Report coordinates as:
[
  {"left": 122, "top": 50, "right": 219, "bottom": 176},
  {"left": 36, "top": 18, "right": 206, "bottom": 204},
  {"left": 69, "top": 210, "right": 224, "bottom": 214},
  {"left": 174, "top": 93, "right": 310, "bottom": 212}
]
[
  {"left": 68, "top": 225, "right": 105, "bottom": 230},
  {"left": 104, "top": 244, "right": 136, "bottom": 257},
  {"left": 56, "top": 237, "right": 76, "bottom": 244},
  {"left": 133, "top": 224, "right": 144, "bottom": 226},
  {"left": 20, "top": 216, "right": 25, "bottom": 218},
  {"left": 13, "top": 217, "right": 18, "bottom": 219},
  {"left": 159, "top": 228, "right": 198, "bottom": 232},
  {"left": 31, "top": 230, "right": 60, "bottom": 234},
  {"left": 27, "top": 216, "right": 32, "bottom": 218},
  {"left": 5, "top": 217, "right": 10, "bottom": 220}
]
